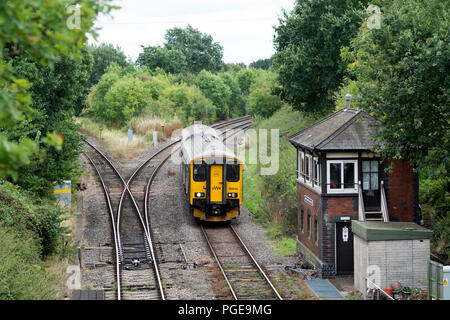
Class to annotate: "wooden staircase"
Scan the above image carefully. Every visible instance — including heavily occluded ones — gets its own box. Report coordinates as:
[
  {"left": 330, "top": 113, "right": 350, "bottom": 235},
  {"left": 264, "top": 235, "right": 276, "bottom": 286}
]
[
  {"left": 364, "top": 211, "right": 383, "bottom": 221},
  {"left": 358, "top": 181, "right": 389, "bottom": 222}
]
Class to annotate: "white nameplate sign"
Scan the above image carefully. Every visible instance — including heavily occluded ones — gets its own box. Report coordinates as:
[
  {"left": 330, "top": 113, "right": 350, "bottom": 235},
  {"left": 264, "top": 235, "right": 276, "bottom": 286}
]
[{"left": 304, "top": 195, "right": 314, "bottom": 207}]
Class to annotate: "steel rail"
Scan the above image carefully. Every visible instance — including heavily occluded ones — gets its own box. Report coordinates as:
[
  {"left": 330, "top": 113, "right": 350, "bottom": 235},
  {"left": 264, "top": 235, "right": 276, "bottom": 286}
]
[
  {"left": 118, "top": 116, "right": 253, "bottom": 300},
  {"left": 83, "top": 140, "right": 154, "bottom": 299},
  {"left": 229, "top": 224, "right": 283, "bottom": 300},
  {"left": 200, "top": 224, "right": 238, "bottom": 300},
  {"left": 83, "top": 152, "right": 122, "bottom": 300},
  {"left": 193, "top": 123, "right": 257, "bottom": 300},
  {"left": 197, "top": 121, "right": 283, "bottom": 300},
  {"left": 140, "top": 117, "right": 253, "bottom": 300},
  {"left": 83, "top": 116, "right": 252, "bottom": 300},
  {"left": 116, "top": 141, "right": 180, "bottom": 301}
]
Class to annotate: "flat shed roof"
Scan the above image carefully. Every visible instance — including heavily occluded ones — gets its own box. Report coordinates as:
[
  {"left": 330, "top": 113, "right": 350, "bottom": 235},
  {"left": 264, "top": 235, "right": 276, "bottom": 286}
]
[{"left": 352, "top": 221, "right": 433, "bottom": 241}]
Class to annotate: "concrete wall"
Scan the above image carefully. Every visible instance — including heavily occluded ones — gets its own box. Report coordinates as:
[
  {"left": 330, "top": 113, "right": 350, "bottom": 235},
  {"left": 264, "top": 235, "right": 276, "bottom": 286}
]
[{"left": 354, "top": 235, "right": 430, "bottom": 293}]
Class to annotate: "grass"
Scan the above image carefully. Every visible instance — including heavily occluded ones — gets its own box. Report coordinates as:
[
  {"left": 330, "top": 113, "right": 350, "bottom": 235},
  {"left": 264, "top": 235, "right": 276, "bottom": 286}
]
[
  {"left": 77, "top": 117, "right": 151, "bottom": 160},
  {"left": 241, "top": 107, "right": 315, "bottom": 256},
  {"left": 240, "top": 106, "right": 324, "bottom": 257},
  {"left": 273, "top": 237, "right": 297, "bottom": 256},
  {"left": 242, "top": 140, "right": 296, "bottom": 257},
  {"left": 77, "top": 117, "right": 183, "bottom": 161}
]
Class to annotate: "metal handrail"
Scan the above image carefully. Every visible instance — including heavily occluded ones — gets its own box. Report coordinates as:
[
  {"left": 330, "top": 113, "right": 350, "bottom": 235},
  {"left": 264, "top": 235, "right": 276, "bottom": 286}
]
[
  {"left": 358, "top": 181, "right": 366, "bottom": 221},
  {"left": 380, "top": 180, "right": 389, "bottom": 222},
  {"left": 364, "top": 277, "right": 395, "bottom": 300}
]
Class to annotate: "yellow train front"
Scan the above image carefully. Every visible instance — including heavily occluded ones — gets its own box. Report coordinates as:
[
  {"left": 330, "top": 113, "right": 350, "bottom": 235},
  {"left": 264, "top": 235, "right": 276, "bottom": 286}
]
[{"left": 180, "top": 124, "right": 242, "bottom": 222}]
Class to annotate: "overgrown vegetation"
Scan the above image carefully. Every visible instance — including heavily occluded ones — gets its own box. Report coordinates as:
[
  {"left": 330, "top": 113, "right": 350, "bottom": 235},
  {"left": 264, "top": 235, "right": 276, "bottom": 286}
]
[
  {"left": 0, "top": 180, "right": 71, "bottom": 299},
  {"left": 0, "top": 0, "right": 116, "bottom": 299},
  {"left": 85, "top": 34, "right": 283, "bottom": 131},
  {"left": 0, "top": 225, "right": 60, "bottom": 299},
  {"left": 419, "top": 166, "right": 449, "bottom": 263},
  {"left": 243, "top": 106, "right": 322, "bottom": 253},
  {"left": 272, "top": 0, "right": 449, "bottom": 259}
]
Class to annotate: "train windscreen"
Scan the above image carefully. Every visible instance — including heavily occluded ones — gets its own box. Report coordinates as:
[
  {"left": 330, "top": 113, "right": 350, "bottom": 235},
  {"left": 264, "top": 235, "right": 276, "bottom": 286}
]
[
  {"left": 193, "top": 163, "right": 207, "bottom": 181},
  {"left": 226, "top": 164, "right": 240, "bottom": 182}
]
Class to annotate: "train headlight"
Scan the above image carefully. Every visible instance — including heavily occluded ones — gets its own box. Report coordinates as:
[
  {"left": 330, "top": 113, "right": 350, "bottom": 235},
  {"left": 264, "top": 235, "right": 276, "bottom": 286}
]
[
  {"left": 195, "top": 192, "right": 205, "bottom": 198},
  {"left": 227, "top": 193, "right": 238, "bottom": 198}
]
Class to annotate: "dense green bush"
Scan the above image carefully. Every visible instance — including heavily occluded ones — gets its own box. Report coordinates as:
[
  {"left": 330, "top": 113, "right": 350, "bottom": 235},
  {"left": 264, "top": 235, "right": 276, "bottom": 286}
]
[
  {"left": 104, "top": 75, "right": 152, "bottom": 126},
  {"left": 87, "top": 64, "right": 285, "bottom": 127},
  {"left": 195, "top": 70, "right": 231, "bottom": 120},
  {"left": 420, "top": 175, "right": 450, "bottom": 219},
  {"left": 136, "top": 46, "right": 187, "bottom": 74},
  {"left": 87, "top": 44, "right": 284, "bottom": 127},
  {"left": 0, "top": 181, "right": 66, "bottom": 257},
  {"left": 0, "top": 225, "right": 59, "bottom": 299},
  {"left": 419, "top": 166, "right": 449, "bottom": 261},
  {"left": 248, "top": 87, "right": 284, "bottom": 118}
]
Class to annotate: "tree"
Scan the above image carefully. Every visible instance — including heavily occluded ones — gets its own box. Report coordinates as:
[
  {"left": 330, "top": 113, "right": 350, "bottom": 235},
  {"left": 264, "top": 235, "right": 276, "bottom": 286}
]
[
  {"left": 222, "top": 63, "right": 246, "bottom": 73},
  {"left": 102, "top": 75, "right": 152, "bottom": 126},
  {"left": 248, "top": 87, "right": 284, "bottom": 118},
  {"left": 249, "top": 57, "right": 273, "bottom": 70},
  {"left": 195, "top": 70, "right": 231, "bottom": 120},
  {"left": 163, "top": 84, "right": 216, "bottom": 124},
  {"left": 87, "top": 43, "right": 130, "bottom": 89},
  {"left": 136, "top": 46, "right": 187, "bottom": 74},
  {"left": 236, "top": 69, "right": 256, "bottom": 96},
  {"left": 273, "top": 0, "right": 369, "bottom": 113},
  {"left": 0, "top": 0, "right": 115, "bottom": 180},
  {"left": 87, "top": 64, "right": 123, "bottom": 122},
  {"left": 343, "top": 0, "right": 450, "bottom": 171},
  {"left": 220, "top": 73, "right": 246, "bottom": 117},
  {"left": 165, "top": 25, "right": 224, "bottom": 73},
  {"left": 7, "top": 49, "right": 92, "bottom": 195}
]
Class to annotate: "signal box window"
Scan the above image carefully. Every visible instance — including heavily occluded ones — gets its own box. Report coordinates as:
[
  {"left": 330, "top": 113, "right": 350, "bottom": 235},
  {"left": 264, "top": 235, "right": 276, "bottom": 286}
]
[
  {"left": 327, "top": 160, "right": 358, "bottom": 193},
  {"left": 226, "top": 164, "right": 240, "bottom": 182},
  {"left": 193, "top": 163, "right": 206, "bottom": 181}
]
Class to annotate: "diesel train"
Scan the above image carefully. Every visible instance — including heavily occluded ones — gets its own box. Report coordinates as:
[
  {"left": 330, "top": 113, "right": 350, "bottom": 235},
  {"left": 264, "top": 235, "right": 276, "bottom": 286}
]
[{"left": 180, "top": 124, "right": 243, "bottom": 222}]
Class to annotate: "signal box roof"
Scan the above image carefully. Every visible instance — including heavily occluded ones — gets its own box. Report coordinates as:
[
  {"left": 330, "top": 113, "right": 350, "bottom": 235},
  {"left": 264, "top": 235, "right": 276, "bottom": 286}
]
[{"left": 288, "top": 108, "right": 382, "bottom": 152}]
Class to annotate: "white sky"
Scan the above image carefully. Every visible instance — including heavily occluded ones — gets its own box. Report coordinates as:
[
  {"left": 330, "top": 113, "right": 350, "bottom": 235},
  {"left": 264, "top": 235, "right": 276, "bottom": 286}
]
[{"left": 89, "top": 0, "right": 295, "bottom": 65}]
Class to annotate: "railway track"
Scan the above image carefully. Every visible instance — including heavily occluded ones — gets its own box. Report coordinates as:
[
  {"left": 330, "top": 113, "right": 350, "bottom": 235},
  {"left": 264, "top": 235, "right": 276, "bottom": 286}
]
[
  {"left": 83, "top": 140, "right": 164, "bottom": 300},
  {"left": 82, "top": 115, "right": 253, "bottom": 300},
  {"left": 196, "top": 123, "right": 283, "bottom": 300},
  {"left": 200, "top": 221, "right": 283, "bottom": 300}
]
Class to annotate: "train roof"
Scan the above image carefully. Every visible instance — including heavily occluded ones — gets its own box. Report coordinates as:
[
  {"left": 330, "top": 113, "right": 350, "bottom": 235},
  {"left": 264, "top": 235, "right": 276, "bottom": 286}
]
[
  {"left": 181, "top": 123, "right": 220, "bottom": 142},
  {"left": 181, "top": 124, "right": 241, "bottom": 163}
]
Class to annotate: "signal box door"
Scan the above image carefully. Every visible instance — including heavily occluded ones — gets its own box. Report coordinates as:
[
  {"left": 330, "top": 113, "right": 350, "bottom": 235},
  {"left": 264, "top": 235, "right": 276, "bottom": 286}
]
[
  {"left": 336, "top": 222, "right": 354, "bottom": 275},
  {"left": 209, "top": 165, "right": 223, "bottom": 203}
]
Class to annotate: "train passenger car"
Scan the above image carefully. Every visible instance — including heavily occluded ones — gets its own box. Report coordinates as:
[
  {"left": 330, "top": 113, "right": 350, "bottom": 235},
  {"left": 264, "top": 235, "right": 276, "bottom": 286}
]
[{"left": 180, "top": 124, "right": 243, "bottom": 222}]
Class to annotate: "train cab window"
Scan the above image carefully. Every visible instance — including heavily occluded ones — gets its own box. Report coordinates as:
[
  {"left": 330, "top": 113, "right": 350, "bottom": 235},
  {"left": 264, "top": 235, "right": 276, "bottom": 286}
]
[
  {"left": 226, "top": 164, "right": 240, "bottom": 182},
  {"left": 193, "top": 163, "right": 206, "bottom": 181}
]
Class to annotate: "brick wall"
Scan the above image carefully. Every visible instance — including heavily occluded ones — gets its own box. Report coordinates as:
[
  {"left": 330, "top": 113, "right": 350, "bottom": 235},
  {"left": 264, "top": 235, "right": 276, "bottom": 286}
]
[
  {"left": 386, "top": 160, "right": 416, "bottom": 222},
  {"left": 322, "top": 197, "right": 358, "bottom": 276},
  {"left": 297, "top": 184, "right": 322, "bottom": 261},
  {"left": 327, "top": 197, "right": 358, "bottom": 217},
  {"left": 297, "top": 184, "right": 359, "bottom": 278}
]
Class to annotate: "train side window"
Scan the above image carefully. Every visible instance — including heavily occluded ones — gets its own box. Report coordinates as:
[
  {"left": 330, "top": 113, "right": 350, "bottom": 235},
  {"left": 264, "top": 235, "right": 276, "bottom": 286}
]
[
  {"left": 226, "top": 164, "right": 240, "bottom": 182},
  {"left": 193, "top": 163, "right": 206, "bottom": 181}
]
